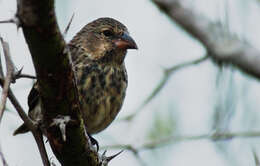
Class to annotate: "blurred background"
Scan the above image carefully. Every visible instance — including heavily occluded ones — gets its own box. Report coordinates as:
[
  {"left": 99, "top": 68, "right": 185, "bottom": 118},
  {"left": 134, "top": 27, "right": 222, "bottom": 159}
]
[{"left": 1, "top": 0, "right": 260, "bottom": 165}]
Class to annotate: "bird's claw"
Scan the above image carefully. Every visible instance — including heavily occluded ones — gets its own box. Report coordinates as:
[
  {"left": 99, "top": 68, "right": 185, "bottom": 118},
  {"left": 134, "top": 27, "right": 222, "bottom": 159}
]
[
  {"left": 50, "top": 115, "right": 72, "bottom": 142},
  {"left": 87, "top": 132, "right": 99, "bottom": 152}
]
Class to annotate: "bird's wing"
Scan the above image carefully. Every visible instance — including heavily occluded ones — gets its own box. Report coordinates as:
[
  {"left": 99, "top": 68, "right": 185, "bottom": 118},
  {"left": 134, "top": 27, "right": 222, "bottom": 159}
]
[
  {"left": 27, "top": 82, "right": 40, "bottom": 115},
  {"left": 13, "top": 82, "right": 41, "bottom": 135}
]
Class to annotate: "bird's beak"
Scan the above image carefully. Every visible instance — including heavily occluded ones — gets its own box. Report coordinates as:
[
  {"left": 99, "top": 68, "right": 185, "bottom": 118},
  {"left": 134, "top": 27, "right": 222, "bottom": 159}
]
[{"left": 114, "top": 32, "right": 138, "bottom": 50}]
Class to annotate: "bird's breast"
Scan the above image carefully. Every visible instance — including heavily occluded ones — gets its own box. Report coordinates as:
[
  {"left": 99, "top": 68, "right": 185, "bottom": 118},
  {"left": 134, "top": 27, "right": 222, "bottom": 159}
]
[{"left": 76, "top": 63, "right": 127, "bottom": 134}]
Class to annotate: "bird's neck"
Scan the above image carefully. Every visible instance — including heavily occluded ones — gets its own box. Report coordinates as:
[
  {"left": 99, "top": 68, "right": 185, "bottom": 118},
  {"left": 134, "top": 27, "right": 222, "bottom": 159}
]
[{"left": 97, "top": 49, "right": 127, "bottom": 66}]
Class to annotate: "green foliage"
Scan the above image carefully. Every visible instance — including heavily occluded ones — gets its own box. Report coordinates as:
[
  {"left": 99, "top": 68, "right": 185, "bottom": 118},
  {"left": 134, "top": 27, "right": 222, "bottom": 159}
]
[{"left": 147, "top": 107, "right": 177, "bottom": 141}]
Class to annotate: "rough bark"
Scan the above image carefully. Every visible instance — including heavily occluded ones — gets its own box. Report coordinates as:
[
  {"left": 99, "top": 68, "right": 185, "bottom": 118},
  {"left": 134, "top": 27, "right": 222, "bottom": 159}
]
[
  {"left": 16, "top": 0, "right": 100, "bottom": 165},
  {"left": 152, "top": 0, "right": 260, "bottom": 80}
]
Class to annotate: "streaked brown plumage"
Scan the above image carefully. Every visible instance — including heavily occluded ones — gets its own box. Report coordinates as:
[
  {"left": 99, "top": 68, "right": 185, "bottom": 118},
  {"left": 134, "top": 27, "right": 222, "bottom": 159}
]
[{"left": 14, "top": 17, "right": 137, "bottom": 135}]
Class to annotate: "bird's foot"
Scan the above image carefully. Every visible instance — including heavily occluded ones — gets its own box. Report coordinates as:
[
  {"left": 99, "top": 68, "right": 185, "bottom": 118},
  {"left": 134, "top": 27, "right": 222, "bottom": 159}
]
[{"left": 87, "top": 133, "right": 99, "bottom": 152}]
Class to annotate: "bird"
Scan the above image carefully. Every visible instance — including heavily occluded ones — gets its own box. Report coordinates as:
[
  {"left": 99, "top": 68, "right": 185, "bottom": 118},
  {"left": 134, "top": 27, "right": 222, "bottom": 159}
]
[{"left": 13, "top": 17, "right": 138, "bottom": 142}]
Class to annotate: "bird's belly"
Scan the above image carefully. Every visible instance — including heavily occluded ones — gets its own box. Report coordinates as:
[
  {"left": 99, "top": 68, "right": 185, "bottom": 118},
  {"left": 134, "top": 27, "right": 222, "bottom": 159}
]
[
  {"left": 76, "top": 64, "right": 128, "bottom": 134},
  {"left": 83, "top": 94, "right": 124, "bottom": 134}
]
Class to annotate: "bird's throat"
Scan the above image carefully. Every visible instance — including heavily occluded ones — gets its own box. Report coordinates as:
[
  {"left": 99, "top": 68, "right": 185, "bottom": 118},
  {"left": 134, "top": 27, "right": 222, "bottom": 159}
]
[{"left": 98, "top": 49, "right": 127, "bottom": 66}]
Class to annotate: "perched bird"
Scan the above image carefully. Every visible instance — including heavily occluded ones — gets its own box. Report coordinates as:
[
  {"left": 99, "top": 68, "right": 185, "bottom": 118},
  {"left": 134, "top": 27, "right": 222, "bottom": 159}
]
[{"left": 13, "top": 18, "right": 137, "bottom": 138}]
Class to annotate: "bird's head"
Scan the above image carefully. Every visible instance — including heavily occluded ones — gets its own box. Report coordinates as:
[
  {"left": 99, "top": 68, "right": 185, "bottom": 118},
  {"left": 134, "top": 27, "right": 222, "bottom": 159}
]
[{"left": 71, "top": 17, "right": 137, "bottom": 65}]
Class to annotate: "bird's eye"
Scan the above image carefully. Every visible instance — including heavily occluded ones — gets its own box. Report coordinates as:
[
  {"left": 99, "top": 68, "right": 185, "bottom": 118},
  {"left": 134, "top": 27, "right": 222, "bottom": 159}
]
[{"left": 102, "top": 30, "right": 113, "bottom": 37}]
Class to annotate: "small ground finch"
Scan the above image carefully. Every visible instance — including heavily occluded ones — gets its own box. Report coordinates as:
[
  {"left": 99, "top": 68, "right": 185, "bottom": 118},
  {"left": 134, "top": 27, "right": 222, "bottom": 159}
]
[{"left": 14, "top": 18, "right": 137, "bottom": 139}]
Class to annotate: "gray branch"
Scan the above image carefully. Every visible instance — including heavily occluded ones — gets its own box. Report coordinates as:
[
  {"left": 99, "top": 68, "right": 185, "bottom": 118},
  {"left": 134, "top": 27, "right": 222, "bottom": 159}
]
[
  {"left": 152, "top": 0, "right": 260, "bottom": 79},
  {"left": 102, "top": 130, "right": 260, "bottom": 153},
  {"left": 0, "top": 37, "right": 14, "bottom": 123},
  {"left": 122, "top": 55, "right": 208, "bottom": 121},
  {"left": 0, "top": 37, "right": 50, "bottom": 166}
]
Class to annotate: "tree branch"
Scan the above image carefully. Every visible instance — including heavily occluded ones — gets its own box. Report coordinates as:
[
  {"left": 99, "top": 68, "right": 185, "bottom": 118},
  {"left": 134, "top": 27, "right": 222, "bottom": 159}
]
[
  {"left": 122, "top": 55, "right": 208, "bottom": 121},
  {"left": 253, "top": 148, "right": 260, "bottom": 166},
  {"left": 3, "top": 84, "right": 50, "bottom": 166},
  {"left": 0, "top": 18, "right": 20, "bottom": 26},
  {"left": 0, "top": 37, "right": 50, "bottom": 166},
  {"left": 0, "top": 37, "right": 15, "bottom": 123},
  {"left": 16, "top": 0, "right": 101, "bottom": 165},
  {"left": 12, "top": 67, "right": 36, "bottom": 82},
  {"left": 152, "top": 0, "right": 260, "bottom": 80},
  {"left": 0, "top": 144, "right": 8, "bottom": 166},
  {"left": 102, "top": 130, "right": 260, "bottom": 153},
  {"left": 14, "top": 73, "right": 36, "bottom": 80}
]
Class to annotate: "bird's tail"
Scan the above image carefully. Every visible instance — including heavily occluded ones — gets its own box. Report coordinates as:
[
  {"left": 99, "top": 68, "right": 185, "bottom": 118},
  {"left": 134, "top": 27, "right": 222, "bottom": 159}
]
[{"left": 13, "top": 123, "right": 30, "bottom": 136}]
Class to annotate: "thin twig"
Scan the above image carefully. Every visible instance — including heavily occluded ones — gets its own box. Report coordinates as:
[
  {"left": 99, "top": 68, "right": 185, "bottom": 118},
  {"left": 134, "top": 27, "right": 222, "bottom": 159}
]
[
  {"left": 0, "top": 144, "right": 8, "bottom": 166},
  {"left": 0, "top": 18, "right": 20, "bottom": 27},
  {"left": 1, "top": 80, "right": 33, "bottom": 127},
  {"left": 252, "top": 148, "right": 260, "bottom": 166},
  {"left": 122, "top": 56, "right": 209, "bottom": 121},
  {"left": 32, "top": 132, "right": 50, "bottom": 166},
  {"left": 16, "top": 73, "right": 36, "bottom": 79},
  {"left": 63, "top": 13, "right": 75, "bottom": 37},
  {"left": 133, "top": 153, "right": 147, "bottom": 166},
  {"left": 0, "top": 75, "right": 50, "bottom": 166},
  {"left": 102, "top": 144, "right": 138, "bottom": 155},
  {"left": 152, "top": 0, "right": 260, "bottom": 79},
  {"left": 0, "top": 19, "right": 15, "bottom": 24},
  {"left": 102, "top": 130, "right": 260, "bottom": 153},
  {"left": 0, "top": 38, "right": 50, "bottom": 166},
  {"left": 10, "top": 67, "right": 36, "bottom": 83},
  {"left": 0, "top": 37, "right": 32, "bottom": 127},
  {"left": 100, "top": 144, "right": 147, "bottom": 166},
  {"left": 13, "top": 67, "right": 36, "bottom": 81},
  {"left": 0, "top": 37, "right": 14, "bottom": 123}
]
